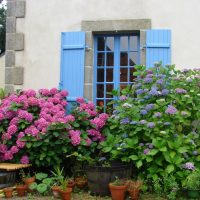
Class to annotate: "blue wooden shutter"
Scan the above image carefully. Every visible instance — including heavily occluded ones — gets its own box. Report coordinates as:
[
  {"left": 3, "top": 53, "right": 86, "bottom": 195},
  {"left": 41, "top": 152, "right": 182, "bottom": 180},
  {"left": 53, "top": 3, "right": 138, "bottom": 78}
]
[
  {"left": 146, "top": 29, "right": 171, "bottom": 68},
  {"left": 60, "top": 32, "right": 85, "bottom": 101}
]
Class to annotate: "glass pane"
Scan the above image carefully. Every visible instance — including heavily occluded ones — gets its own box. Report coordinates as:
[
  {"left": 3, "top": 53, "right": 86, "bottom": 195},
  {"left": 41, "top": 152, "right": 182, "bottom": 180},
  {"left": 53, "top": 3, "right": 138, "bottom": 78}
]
[
  {"left": 120, "top": 52, "right": 128, "bottom": 66},
  {"left": 129, "top": 52, "right": 137, "bottom": 66},
  {"left": 130, "top": 36, "right": 138, "bottom": 50},
  {"left": 97, "top": 84, "right": 104, "bottom": 98},
  {"left": 120, "top": 68, "right": 128, "bottom": 82},
  {"left": 106, "top": 37, "right": 114, "bottom": 51},
  {"left": 97, "top": 53, "right": 105, "bottom": 66},
  {"left": 106, "top": 68, "right": 113, "bottom": 82},
  {"left": 97, "top": 37, "right": 105, "bottom": 51},
  {"left": 120, "top": 36, "right": 128, "bottom": 51},
  {"left": 106, "top": 53, "right": 114, "bottom": 66},
  {"left": 97, "top": 68, "right": 104, "bottom": 82},
  {"left": 106, "top": 84, "right": 113, "bottom": 98},
  {"left": 130, "top": 67, "right": 137, "bottom": 82},
  {"left": 120, "top": 84, "right": 127, "bottom": 91},
  {"left": 97, "top": 100, "right": 104, "bottom": 107}
]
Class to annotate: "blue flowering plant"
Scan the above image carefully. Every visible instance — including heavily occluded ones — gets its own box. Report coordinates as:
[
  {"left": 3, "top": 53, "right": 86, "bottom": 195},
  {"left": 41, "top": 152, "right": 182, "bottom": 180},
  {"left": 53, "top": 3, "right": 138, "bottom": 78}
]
[{"left": 102, "top": 64, "right": 200, "bottom": 186}]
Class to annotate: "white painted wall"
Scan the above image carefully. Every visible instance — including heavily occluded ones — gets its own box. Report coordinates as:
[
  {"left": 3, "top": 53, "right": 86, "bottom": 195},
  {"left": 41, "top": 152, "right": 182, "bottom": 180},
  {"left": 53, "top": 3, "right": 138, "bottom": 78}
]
[
  {"left": 0, "top": 55, "right": 5, "bottom": 89},
  {"left": 16, "top": 0, "right": 200, "bottom": 89}
]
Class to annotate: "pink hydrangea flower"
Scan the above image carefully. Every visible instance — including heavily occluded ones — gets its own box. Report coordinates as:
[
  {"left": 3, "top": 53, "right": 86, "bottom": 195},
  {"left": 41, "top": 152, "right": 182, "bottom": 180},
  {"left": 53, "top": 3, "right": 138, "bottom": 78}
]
[
  {"left": 50, "top": 88, "right": 59, "bottom": 95},
  {"left": 16, "top": 140, "right": 26, "bottom": 149},
  {"left": 90, "top": 118, "right": 105, "bottom": 129},
  {"left": 0, "top": 112, "right": 5, "bottom": 121},
  {"left": 20, "top": 155, "right": 30, "bottom": 164},
  {"left": 65, "top": 115, "right": 75, "bottom": 123},
  {"left": 86, "top": 138, "right": 92, "bottom": 146},
  {"left": 18, "top": 110, "right": 33, "bottom": 122},
  {"left": 69, "top": 130, "right": 81, "bottom": 146},
  {"left": 3, "top": 151, "right": 13, "bottom": 160},
  {"left": 76, "top": 97, "right": 85, "bottom": 104},
  {"left": 0, "top": 144, "right": 7, "bottom": 153},
  {"left": 10, "top": 146, "right": 19, "bottom": 154},
  {"left": 99, "top": 113, "right": 109, "bottom": 121},
  {"left": 23, "top": 89, "right": 36, "bottom": 97},
  {"left": 39, "top": 89, "right": 50, "bottom": 96},
  {"left": 7, "top": 124, "right": 18, "bottom": 135},
  {"left": 60, "top": 90, "right": 69, "bottom": 97}
]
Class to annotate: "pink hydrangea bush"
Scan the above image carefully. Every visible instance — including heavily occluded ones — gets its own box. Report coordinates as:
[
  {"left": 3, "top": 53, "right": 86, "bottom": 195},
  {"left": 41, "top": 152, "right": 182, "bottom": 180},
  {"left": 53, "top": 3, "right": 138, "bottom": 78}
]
[{"left": 0, "top": 88, "right": 68, "bottom": 164}]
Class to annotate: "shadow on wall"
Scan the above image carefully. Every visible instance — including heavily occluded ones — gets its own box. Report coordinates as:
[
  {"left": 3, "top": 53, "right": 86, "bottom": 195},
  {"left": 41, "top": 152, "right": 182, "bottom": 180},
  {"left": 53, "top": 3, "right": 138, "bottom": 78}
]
[{"left": 0, "top": 53, "right": 5, "bottom": 88}]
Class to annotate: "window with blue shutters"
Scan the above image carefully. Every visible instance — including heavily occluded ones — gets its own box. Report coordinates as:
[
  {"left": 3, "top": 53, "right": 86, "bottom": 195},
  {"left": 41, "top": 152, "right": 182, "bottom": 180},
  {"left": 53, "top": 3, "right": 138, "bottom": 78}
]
[{"left": 94, "top": 34, "right": 140, "bottom": 111}]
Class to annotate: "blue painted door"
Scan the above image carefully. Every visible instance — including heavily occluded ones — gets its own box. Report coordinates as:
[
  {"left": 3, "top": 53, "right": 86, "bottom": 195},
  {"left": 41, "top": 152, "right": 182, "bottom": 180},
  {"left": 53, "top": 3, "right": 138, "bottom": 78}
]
[
  {"left": 146, "top": 29, "right": 171, "bottom": 68},
  {"left": 60, "top": 32, "right": 85, "bottom": 101}
]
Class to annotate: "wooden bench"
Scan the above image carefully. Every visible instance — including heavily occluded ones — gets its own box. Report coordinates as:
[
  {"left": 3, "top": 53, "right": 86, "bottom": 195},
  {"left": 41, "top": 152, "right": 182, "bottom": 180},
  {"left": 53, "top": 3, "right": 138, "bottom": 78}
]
[{"left": 0, "top": 163, "right": 31, "bottom": 189}]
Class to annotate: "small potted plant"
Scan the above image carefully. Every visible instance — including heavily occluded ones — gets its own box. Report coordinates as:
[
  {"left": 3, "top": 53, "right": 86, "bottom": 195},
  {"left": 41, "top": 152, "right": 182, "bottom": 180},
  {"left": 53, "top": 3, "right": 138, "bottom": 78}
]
[
  {"left": 109, "top": 176, "right": 127, "bottom": 200},
  {"left": 16, "top": 181, "right": 28, "bottom": 197},
  {"left": 127, "top": 180, "right": 143, "bottom": 200},
  {"left": 3, "top": 187, "right": 13, "bottom": 198},
  {"left": 67, "top": 178, "right": 75, "bottom": 191},
  {"left": 20, "top": 169, "right": 35, "bottom": 192},
  {"left": 183, "top": 169, "right": 200, "bottom": 199},
  {"left": 59, "top": 179, "right": 72, "bottom": 200},
  {"left": 75, "top": 175, "right": 87, "bottom": 189}
]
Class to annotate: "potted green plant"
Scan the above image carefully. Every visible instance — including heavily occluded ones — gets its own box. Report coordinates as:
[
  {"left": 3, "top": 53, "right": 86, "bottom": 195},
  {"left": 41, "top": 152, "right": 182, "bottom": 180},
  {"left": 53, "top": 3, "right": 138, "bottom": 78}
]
[
  {"left": 29, "top": 172, "right": 54, "bottom": 195},
  {"left": 183, "top": 169, "right": 200, "bottom": 198},
  {"left": 127, "top": 180, "right": 143, "bottom": 200},
  {"left": 20, "top": 170, "right": 35, "bottom": 192},
  {"left": 109, "top": 177, "right": 127, "bottom": 200},
  {"left": 59, "top": 178, "right": 72, "bottom": 200},
  {"left": 16, "top": 180, "right": 27, "bottom": 197}
]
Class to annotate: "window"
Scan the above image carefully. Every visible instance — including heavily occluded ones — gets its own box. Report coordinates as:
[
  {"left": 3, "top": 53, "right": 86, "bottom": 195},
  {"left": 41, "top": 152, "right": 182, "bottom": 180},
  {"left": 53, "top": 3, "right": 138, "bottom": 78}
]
[{"left": 94, "top": 34, "right": 140, "bottom": 111}]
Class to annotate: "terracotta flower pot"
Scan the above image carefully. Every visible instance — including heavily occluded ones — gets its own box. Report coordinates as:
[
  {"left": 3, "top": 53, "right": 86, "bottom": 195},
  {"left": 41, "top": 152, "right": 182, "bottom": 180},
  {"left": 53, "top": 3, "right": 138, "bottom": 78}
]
[
  {"left": 23, "top": 176, "right": 35, "bottom": 192},
  {"left": 109, "top": 183, "right": 126, "bottom": 200},
  {"left": 16, "top": 185, "right": 27, "bottom": 197},
  {"left": 128, "top": 188, "right": 140, "bottom": 200},
  {"left": 59, "top": 187, "right": 72, "bottom": 200},
  {"left": 52, "top": 186, "right": 60, "bottom": 198},
  {"left": 3, "top": 187, "right": 13, "bottom": 198},
  {"left": 75, "top": 177, "right": 87, "bottom": 189},
  {"left": 68, "top": 180, "right": 75, "bottom": 191}
]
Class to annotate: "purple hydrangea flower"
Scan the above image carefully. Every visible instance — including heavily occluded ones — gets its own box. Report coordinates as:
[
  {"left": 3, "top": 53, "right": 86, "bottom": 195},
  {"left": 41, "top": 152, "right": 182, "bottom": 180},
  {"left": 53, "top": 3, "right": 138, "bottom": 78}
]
[
  {"left": 145, "top": 104, "right": 154, "bottom": 111},
  {"left": 147, "top": 122, "right": 155, "bottom": 128},
  {"left": 164, "top": 122, "right": 171, "bottom": 126},
  {"left": 175, "top": 88, "right": 187, "bottom": 94},
  {"left": 157, "top": 74, "right": 166, "bottom": 79},
  {"left": 139, "top": 143, "right": 144, "bottom": 146},
  {"left": 120, "top": 118, "right": 130, "bottom": 124},
  {"left": 148, "top": 144, "right": 154, "bottom": 149},
  {"left": 165, "top": 105, "right": 178, "bottom": 115},
  {"left": 136, "top": 89, "right": 144, "bottom": 95},
  {"left": 153, "top": 112, "right": 162, "bottom": 118},
  {"left": 120, "top": 95, "right": 127, "bottom": 101},
  {"left": 149, "top": 88, "right": 159, "bottom": 96},
  {"left": 156, "top": 79, "right": 164, "bottom": 85},
  {"left": 143, "top": 148, "right": 150, "bottom": 155},
  {"left": 146, "top": 74, "right": 153, "bottom": 78},
  {"left": 146, "top": 70, "right": 153, "bottom": 74},
  {"left": 161, "top": 89, "right": 169, "bottom": 96},
  {"left": 139, "top": 120, "right": 146, "bottom": 125},
  {"left": 140, "top": 109, "right": 148, "bottom": 115},
  {"left": 135, "top": 83, "right": 142, "bottom": 88},
  {"left": 144, "top": 78, "right": 153, "bottom": 83},
  {"left": 183, "top": 162, "right": 195, "bottom": 170}
]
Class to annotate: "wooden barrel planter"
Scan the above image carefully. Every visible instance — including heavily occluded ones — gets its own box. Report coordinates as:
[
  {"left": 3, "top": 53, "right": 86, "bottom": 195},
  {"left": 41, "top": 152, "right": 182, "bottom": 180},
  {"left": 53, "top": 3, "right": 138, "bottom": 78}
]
[
  {"left": 0, "top": 171, "right": 16, "bottom": 189},
  {"left": 86, "top": 162, "right": 132, "bottom": 196}
]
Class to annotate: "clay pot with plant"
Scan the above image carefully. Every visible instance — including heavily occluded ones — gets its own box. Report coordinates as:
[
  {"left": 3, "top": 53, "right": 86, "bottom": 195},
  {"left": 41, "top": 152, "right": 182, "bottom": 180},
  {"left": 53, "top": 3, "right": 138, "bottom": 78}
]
[
  {"left": 109, "top": 177, "right": 127, "bottom": 200},
  {"left": 16, "top": 182, "right": 27, "bottom": 197},
  {"left": 75, "top": 175, "right": 87, "bottom": 189},
  {"left": 127, "top": 180, "right": 143, "bottom": 200},
  {"left": 3, "top": 187, "right": 13, "bottom": 198},
  {"left": 20, "top": 170, "right": 35, "bottom": 192},
  {"left": 67, "top": 178, "right": 75, "bottom": 191},
  {"left": 59, "top": 179, "right": 72, "bottom": 200}
]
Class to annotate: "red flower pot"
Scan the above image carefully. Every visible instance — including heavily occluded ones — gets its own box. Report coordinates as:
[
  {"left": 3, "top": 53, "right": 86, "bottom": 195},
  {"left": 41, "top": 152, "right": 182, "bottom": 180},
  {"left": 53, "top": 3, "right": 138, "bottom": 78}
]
[
  {"left": 3, "top": 187, "right": 13, "bottom": 198},
  {"left": 16, "top": 185, "right": 27, "bottom": 197},
  {"left": 109, "top": 183, "right": 126, "bottom": 200},
  {"left": 52, "top": 186, "right": 60, "bottom": 198},
  {"left": 59, "top": 188, "right": 72, "bottom": 200},
  {"left": 23, "top": 176, "right": 35, "bottom": 192}
]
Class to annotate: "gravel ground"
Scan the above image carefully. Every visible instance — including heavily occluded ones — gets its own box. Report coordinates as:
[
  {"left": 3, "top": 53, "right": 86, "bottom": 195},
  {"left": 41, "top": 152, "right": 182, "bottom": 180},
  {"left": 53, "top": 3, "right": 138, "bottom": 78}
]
[{"left": 1, "top": 193, "right": 167, "bottom": 200}]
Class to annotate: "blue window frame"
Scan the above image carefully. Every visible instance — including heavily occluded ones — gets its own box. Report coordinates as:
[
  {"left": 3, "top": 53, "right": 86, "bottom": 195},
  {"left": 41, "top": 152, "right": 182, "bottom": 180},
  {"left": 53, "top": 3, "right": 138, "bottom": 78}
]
[{"left": 94, "top": 34, "right": 140, "bottom": 111}]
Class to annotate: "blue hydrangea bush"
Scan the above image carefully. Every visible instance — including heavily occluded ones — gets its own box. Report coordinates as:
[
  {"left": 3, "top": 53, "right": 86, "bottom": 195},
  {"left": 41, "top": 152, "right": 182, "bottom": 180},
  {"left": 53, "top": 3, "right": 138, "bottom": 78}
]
[{"left": 100, "top": 64, "right": 200, "bottom": 186}]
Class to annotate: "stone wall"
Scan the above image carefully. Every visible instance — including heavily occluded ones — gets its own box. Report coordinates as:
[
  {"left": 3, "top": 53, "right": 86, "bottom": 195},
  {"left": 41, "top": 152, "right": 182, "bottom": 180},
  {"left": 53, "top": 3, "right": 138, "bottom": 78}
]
[
  {"left": 0, "top": 54, "right": 5, "bottom": 88},
  {"left": 5, "top": 0, "right": 25, "bottom": 93}
]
